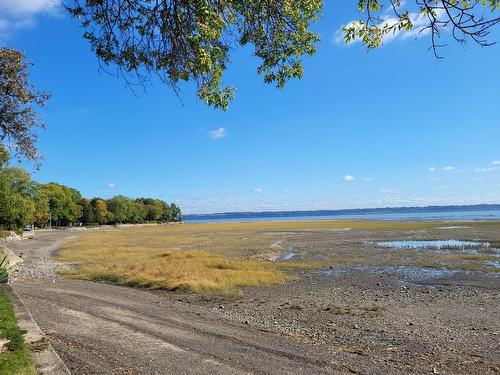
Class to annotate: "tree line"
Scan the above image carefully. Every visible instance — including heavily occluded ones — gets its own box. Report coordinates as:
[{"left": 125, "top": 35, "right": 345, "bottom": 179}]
[{"left": 0, "top": 146, "right": 181, "bottom": 230}]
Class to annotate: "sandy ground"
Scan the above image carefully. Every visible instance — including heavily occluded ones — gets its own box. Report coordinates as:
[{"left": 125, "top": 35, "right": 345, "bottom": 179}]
[{"left": 7, "top": 226, "right": 500, "bottom": 374}]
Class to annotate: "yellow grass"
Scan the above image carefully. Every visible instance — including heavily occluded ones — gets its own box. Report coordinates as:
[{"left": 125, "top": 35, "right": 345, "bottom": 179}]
[
  {"left": 57, "top": 220, "right": 500, "bottom": 292},
  {"left": 57, "top": 225, "right": 315, "bottom": 292}
]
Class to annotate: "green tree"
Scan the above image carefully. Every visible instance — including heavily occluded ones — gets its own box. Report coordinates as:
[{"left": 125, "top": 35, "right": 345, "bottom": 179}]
[
  {"left": 41, "top": 183, "right": 81, "bottom": 226},
  {"left": 107, "top": 196, "right": 135, "bottom": 224},
  {"left": 161, "top": 203, "right": 173, "bottom": 223},
  {"left": 132, "top": 202, "right": 147, "bottom": 224},
  {"left": 32, "top": 184, "right": 50, "bottom": 227},
  {"left": 344, "top": 1, "right": 500, "bottom": 56},
  {"left": 79, "top": 198, "right": 95, "bottom": 225},
  {"left": 91, "top": 198, "right": 109, "bottom": 225},
  {"left": 67, "top": 0, "right": 322, "bottom": 109},
  {"left": 67, "top": 1, "right": 499, "bottom": 108},
  {"left": 137, "top": 198, "right": 165, "bottom": 222},
  {"left": 0, "top": 48, "right": 50, "bottom": 162},
  {"left": 0, "top": 149, "right": 36, "bottom": 229},
  {"left": 170, "top": 203, "right": 182, "bottom": 222}
]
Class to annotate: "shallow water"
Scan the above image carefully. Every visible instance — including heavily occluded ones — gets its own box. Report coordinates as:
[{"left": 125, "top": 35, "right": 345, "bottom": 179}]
[
  {"left": 486, "top": 260, "right": 500, "bottom": 269},
  {"left": 320, "top": 265, "right": 459, "bottom": 281},
  {"left": 321, "top": 267, "right": 347, "bottom": 277},
  {"left": 278, "top": 248, "right": 295, "bottom": 261},
  {"left": 371, "top": 239, "right": 487, "bottom": 250},
  {"left": 364, "top": 266, "right": 459, "bottom": 280}
]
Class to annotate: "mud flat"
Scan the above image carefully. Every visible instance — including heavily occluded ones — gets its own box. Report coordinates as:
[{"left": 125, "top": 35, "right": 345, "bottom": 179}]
[{"left": 8, "top": 222, "right": 500, "bottom": 374}]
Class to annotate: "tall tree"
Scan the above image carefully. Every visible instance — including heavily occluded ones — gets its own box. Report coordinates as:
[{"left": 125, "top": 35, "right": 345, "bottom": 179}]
[
  {"left": 66, "top": 1, "right": 498, "bottom": 108},
  {"left": 170, "top": 203, "right": 182, "bottom": 222},
  {"left": 107, "top": 195, "right": 135, "bottom": 224},
  {"left": 66, "top": 0, "right": 322, "bottom": 109},
  {"left": 41, "top": 183, "right": 81, "bottom": 226},
  {"left": 0, "top": 147, "right": 36, "bottom": 229},
  {"left": 91, "top": 198, "right": 110, "bottom": 225},
  {"left": 79, "top": 198, "right": 95, "bottom": 224},
  {"left": 0, "top": 48, "right": 50, "bottom": 162},
  {"left": 32, "top": 184, "right": 50, "bottom": 227}
]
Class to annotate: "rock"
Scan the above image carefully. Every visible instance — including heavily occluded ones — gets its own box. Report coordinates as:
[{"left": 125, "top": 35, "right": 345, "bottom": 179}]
[{"left": 0, "top": 338, "right": 10, "bottom": 353}]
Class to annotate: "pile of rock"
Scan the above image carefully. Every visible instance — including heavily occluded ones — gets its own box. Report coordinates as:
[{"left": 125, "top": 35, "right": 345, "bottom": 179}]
[{"left": 0, "top": 231, "right": 24, "bottom": 244}]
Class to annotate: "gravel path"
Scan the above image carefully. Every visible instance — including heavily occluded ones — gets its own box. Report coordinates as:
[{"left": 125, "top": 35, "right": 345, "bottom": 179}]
[
  {"left": 8, "top": 231, "right": 337, "bottom": 375},
  {"left": 9, "top": 231, "right": 76, "bottom": 278}
]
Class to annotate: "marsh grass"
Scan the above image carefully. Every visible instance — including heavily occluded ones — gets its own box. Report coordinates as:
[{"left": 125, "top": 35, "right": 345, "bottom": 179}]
[
  {"left": 58, "top": 249, "right": 300, "bottom": 292},
  {"left": 57, "top": 226, "right": 316, "bottom": 292},
  {"left": 57, "top": 221, "right": 500, "bottom": 293}
]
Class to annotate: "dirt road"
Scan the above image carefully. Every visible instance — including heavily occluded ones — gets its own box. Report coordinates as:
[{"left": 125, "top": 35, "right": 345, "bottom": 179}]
[{"left": 8, "top": 231, "right": 335, "bottom": 374}]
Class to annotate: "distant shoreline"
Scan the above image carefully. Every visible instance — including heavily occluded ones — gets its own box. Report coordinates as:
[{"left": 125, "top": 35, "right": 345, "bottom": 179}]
[{"left": 184, "top": 204, "right": 500, "bottom": 223}]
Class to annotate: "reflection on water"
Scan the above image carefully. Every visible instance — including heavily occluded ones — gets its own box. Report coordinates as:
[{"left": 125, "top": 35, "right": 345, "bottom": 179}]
[
  {"left": 321, "top": 267, "right": 347, "bottom": 277},
  {"left": 487, "top": 260, "right": 500, "bottom": 269},
  {"left": 320, "top": 265, "right": 459, "bottom": 281},
  {"left": 371, "top": 239, "right": 487, "bottom": 249},
  {"left": 278, "top": 247, "right": 295, "bottom": 261}
]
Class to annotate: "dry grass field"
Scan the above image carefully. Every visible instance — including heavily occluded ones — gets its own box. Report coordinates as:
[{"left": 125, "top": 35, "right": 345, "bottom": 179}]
[{"left": 57, "top": 220, "right": 500, "bottom": 292}]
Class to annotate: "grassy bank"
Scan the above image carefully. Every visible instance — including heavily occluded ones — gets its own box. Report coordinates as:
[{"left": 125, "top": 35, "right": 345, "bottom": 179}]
[{"left": 0, "top": 288, "right": 36, "bottom": 375}]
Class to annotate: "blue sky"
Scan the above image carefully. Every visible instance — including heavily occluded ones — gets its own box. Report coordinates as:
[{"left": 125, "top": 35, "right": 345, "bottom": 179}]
[{"left": 1, "top": 1, "right": 499, "bottom": 214}]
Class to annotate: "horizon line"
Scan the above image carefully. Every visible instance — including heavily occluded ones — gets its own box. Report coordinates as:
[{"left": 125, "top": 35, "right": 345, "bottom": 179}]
[{"left": 183, "top": 203, "right": 500, "bottom": 217}]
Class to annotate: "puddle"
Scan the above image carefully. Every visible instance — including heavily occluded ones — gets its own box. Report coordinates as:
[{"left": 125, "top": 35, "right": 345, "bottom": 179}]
[
  {"left": 361, "top": 266, "right": 459, "bottom": 280},
  {"left": 369, "top": 239, "right": 489, "bottom": 250},
  {"left": 278, "top": 247, "right": 295, "bottom": 261},
  {"left": 439, "top": 226, "right": 471, "bottom": 230},
  {"left": 486, "top": 260, "right": 500, "bottom": 269},
  {"left": 320, "top": 265, "right": 458, "bottom": 282},
  {"left": 434, "top": 248, "right": 480, "bottom": 255},
  {"left": 367, "top": 240, "right": 500, "bottom": 257},
  {"left": 321, "top": 267, "right": 347, "bottom": 277}
]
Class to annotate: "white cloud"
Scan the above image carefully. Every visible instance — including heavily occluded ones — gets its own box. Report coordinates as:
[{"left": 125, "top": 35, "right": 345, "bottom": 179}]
[
  {"left": 0, "top": 0, "right": 59, "bottom": 39},
  {"left": 475, "top": 167, "right": 493, "bottom": 172},
  {"left": 343, "top": 175, "right": 355, "bottom": 182},
  {"left": 428, "top": 166, "right": 436, "bottom": 172},
  {"left": 106, "top": 183, "right": 116, "bottom": 188},
  {"left": 208, "top": 127, "right": 226, "bottom": 140},
  {"left": 334, "top": 8, "right": 442, "bottom": 47},
  {"left": 492, "top": 161, "right": 500, "bottom": 165},
  {"left": 253, "top": 188, "right": 263, "bottom": 193},
  {"left": 363, "top": 177, "right": 372, "bottom": 181},
  {"left": 379, "top": 188, "right": 397, "bottom": 194},
  {"left": 0, "top": 0, "right": 58, "bottom": 15},
  {"left": 443, "top": 166, "right": 455, "bottom": 171}
]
